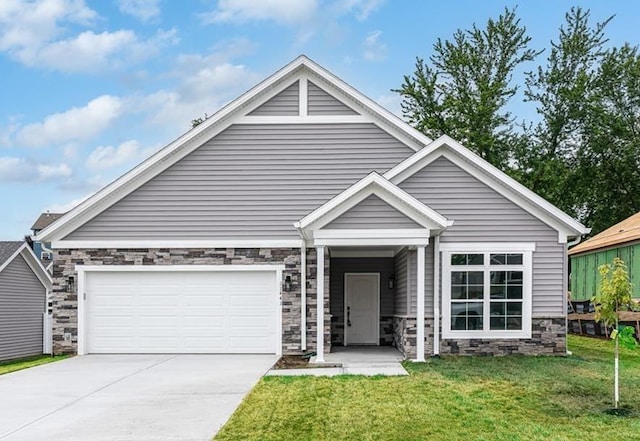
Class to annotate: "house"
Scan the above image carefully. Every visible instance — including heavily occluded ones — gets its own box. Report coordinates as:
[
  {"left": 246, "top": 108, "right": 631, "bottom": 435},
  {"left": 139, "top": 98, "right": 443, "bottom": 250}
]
[
  {"left": 569, "top": 211, "right": 640, "bottom": 301},
  {"left": 30, "top": 212, "right": 65, "bottom": 272},
  {"left": 0, "top": 241, "right": 52, "bottom": 361},
  {"left": 36, "top": 56, "right": 589, "bottom": 360}
]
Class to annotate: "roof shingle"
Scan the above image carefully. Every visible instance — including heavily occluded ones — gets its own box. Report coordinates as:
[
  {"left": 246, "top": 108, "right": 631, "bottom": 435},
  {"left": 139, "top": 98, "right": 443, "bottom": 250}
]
[{"left": 569, "top": 211, "right": 640, "bottom": 255}]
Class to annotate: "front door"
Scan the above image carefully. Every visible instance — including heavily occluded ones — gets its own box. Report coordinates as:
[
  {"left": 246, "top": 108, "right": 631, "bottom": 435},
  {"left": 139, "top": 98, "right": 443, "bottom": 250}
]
[{"left": 344, "top": 273, "right": 379, "bottom": 345}]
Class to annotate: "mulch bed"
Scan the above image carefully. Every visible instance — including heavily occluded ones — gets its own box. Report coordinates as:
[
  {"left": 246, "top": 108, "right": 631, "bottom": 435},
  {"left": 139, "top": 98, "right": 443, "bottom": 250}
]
[{"left": 272, "top": 355, "right": 311, "bottom": 369}]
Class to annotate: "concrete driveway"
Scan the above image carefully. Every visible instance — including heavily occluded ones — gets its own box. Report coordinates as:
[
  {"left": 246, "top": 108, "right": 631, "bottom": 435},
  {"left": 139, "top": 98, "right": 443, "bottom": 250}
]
[{"left": 0, "top": 354, "right": 277, "bottom": 441}]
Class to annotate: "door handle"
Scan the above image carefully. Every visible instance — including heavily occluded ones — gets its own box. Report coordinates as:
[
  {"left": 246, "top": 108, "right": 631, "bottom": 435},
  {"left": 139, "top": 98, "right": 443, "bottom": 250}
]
[{"left": 347, "top": 306, "right": 351, "bottom": 327}]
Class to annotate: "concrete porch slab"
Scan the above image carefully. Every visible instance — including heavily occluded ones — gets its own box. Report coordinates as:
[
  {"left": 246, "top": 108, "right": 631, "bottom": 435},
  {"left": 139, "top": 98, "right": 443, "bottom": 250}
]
[{"left": 266, "top": 346, "right": 408, "bottom": 377}]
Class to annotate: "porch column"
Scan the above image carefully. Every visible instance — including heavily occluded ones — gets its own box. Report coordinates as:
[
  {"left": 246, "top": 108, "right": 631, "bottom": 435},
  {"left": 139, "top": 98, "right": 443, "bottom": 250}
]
[
  {"left": 316, "top": 245, "right": 325, "bottom": 363},
  {"left": 416, "top": 245, "right": 426, "bottom": 362},
  {"left": 433, "top": 235, "right": 440, "bottom": 356}
]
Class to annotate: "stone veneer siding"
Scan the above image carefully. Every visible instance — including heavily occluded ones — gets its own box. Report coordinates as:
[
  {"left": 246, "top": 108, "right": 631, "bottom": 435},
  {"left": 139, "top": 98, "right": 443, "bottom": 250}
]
[
  {"left": 393, "top": 317, "right": 566, "bottom": 358},
  {"left": 51, "top": 247, "right": 331, "bottom": 356}
]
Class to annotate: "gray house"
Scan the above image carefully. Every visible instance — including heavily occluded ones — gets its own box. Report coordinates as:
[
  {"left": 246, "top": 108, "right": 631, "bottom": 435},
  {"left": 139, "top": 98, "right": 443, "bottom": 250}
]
[
  {"left": 37, "top": 56, "right": 588, "bottom": 360},
  {"left": 0, "top": 241, "right": 52, "bottom": 361}
]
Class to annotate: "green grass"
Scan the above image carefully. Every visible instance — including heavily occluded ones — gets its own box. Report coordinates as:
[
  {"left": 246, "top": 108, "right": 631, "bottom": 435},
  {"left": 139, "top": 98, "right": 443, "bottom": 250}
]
[
  {"left": 215, "top": 335, "right": 640, "bottom": 441},
  {"left": 0, "top": 355, "right": 68, "bottom": 375}
]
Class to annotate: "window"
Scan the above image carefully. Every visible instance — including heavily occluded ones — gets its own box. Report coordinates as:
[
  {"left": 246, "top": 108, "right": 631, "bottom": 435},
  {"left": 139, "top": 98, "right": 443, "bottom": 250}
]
[{"left": 442, "top": 244, "right": 534, "bottom": 339}]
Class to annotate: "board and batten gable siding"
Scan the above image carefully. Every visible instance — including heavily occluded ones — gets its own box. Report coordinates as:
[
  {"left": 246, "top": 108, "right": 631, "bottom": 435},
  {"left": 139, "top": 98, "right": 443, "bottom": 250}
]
[
  {"left": 248, "top": 81, "right": 299, "bottom": 116},
  {"left": 324, "top": 194, "right": 421, "bottom": 229},
  {"left": 0, "top": 254, "right": 45, "bottom": 361},
  {"left": 65, "top": 124, "right": 415, "bottom": 240},
  {"left": 399, "top": 156, "right": 565, "bottom": 317},
  {"left": 307, "top": 81, "right": 359, "bottom": 115}
]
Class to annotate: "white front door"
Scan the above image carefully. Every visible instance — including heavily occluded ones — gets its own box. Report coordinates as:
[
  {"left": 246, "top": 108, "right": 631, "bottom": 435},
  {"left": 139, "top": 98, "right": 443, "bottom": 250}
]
[{"left": 344, "top": 273, "right": 379, "bottom": 345}]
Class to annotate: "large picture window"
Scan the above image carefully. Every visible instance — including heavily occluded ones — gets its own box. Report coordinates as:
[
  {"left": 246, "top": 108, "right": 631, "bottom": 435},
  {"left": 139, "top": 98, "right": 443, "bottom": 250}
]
[{"left": 442, "top": 244, "right": 534, "bottom": 339}]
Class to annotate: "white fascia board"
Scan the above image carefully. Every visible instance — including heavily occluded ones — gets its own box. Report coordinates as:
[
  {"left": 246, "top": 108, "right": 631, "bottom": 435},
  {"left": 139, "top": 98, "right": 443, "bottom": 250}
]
[
  {"left": 331, "top": 249, "right": 396, "bottom": 258},
  {"left": 439, "top": 242, "right": 536, "bottom": 252},
  {"left": 386, "top": 135, "right": 589, "bottom": 237},
  {"left": 315, "top": 238, "right": 429, "bottom": 247},
  {"left": 298, "top": 173, "right": 450, "bottom": 231},
  {"left": 51, "top": 240, "right": 304, "bottom": 249},
  {"left": 314, "top": 229, "right": 429, "bottom": 239}
]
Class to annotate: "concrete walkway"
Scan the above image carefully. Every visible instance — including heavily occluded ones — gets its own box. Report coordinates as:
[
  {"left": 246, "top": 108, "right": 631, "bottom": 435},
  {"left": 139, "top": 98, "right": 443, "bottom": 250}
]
[
  {"left": 0, "top": 354, "right": 277, "bottom": 441},
  {"left": 267, "top": 346, "right": 408, "bottom": 377}
]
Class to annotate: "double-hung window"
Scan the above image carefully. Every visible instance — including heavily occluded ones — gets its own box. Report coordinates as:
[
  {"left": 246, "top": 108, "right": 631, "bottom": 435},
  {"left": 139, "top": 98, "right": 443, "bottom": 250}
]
[{"left": 441, "top": 243, "right": 534, "bottom": 339}]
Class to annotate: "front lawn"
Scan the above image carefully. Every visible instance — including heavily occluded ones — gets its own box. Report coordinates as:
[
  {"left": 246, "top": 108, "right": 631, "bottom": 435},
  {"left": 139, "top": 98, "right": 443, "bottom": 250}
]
[
  {"left": 0, "top": 355, "right": 67, "bottom": 375},
  {"left": 215, "top": 335, "right": 640, "bottom": 440}
]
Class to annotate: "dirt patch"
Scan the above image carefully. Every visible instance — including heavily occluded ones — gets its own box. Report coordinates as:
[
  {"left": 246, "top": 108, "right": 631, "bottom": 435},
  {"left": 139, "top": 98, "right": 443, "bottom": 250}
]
[{"left": 272, "top": 355, "right": 311, "bottom": 369}]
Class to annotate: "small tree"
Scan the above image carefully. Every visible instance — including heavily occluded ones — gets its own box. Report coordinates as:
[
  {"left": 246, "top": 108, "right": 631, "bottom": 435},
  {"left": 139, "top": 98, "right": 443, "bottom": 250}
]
[{"left": 592, "top": 257, "right": 637, "bottom": 409}]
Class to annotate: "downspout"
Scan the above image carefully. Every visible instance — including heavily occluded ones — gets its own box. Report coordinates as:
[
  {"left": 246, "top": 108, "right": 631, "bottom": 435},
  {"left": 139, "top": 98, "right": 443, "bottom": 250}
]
[
  {"left": 565, "top": 234, "right": 582, "bottom": 355},
  {"left": 295, "top": 223, "right": 308, "bottom": 351}
]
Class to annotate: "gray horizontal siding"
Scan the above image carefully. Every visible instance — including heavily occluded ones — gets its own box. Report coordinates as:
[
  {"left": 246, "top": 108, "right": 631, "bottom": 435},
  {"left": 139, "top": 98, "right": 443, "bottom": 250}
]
[
  {"left": 406, "top": 245, "right": 434, "bottom": 316},
  {"left": 330, "top": 257, "right": 395, "bottom": 322},
  {"left": 308, "top": 81, "right": 358, "bottom": 115},
  {"left": 394, "top": 248, "right": 408, "bottom": 315},
  {"left": 0, "top": 254, "right": 45, "bottom": 361},
  {"left": 399, "top": 156, "right": 565, "bottom": 316},
  {"left": 249, "top": 81, "right": 299, "bottom": 115},
  {"left": 324, "top": 195, "right": 421, "bottom": 229},
  {"left": 66, "top": 124, "right": 415, "bottom": 240}
]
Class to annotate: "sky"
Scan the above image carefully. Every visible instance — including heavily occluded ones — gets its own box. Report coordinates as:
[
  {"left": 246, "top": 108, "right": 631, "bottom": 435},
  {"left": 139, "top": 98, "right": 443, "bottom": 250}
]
[{"left": 2, "top": 0, "right": 640, "bottom": 240}]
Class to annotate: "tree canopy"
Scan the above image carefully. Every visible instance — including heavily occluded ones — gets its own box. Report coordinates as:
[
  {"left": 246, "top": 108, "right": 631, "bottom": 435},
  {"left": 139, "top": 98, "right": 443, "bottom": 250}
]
[{"left": 397, "top": 7, "right": 640, "bottom": 236}]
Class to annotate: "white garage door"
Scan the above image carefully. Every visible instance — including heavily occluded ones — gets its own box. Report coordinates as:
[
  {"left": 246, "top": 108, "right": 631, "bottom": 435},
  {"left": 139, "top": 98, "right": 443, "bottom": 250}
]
[{"left": 84, "top": 269, "right": 280, "bottom": 354}]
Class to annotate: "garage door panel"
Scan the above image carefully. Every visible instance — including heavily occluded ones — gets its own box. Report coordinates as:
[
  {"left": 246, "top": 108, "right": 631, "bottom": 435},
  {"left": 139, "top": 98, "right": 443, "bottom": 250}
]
[{"left": 85, "top": 269, "right": 279, "bottom": 354}]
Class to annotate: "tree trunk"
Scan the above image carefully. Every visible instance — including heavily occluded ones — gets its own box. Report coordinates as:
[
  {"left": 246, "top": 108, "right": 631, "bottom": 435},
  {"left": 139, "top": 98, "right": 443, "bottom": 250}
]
[{"left": 614, "top": 317, "right": 619, "bottom": 409}]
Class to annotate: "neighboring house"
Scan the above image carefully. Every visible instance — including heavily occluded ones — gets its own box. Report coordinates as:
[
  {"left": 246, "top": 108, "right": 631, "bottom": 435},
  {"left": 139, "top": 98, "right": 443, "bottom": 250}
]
[
  {"left": 30, "top": 212, "right": 65, "bottom": 272},
  {"left": 0, "top": 241, "right": 52, "bottom": 361},
  {"left": 36, "top": 56, "right": 589, "bottom": 360},
  {"left": 569, "top": 211, "right": 640, "bottom": 301}
]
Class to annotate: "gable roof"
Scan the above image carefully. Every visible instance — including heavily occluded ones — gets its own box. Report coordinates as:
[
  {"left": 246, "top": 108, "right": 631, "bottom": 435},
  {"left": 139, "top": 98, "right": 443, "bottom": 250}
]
[
  {"left": 569, "top": 211, "right": 640, "bottom": 256},
  {"left": 384, "top": 135, "right": 590, "bottom": 241},
  {"left": 0, "top": 241, "right": 52, "bottom": 290},
  {"left": 36, "top": 55, "right": 434, "bottom": 243},
  {"left": 295, "top": 172, "right": 452, "bottom": 233},
  {"left": 0, "top": 241, "right": 23, "bottom": 267},
  {"left": 31, "top": 212, "right": 65, "bottom": 232}
]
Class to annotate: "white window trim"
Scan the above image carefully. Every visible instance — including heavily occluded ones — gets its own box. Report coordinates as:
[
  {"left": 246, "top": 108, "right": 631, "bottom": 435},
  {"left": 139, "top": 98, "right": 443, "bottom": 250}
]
[{"left": 441, "top": 244, "right": 534, "bottom": 339}]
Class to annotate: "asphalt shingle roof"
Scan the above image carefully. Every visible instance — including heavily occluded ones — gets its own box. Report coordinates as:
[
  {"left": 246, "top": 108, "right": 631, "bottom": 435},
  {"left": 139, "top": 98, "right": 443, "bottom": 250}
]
[
  {"left": 31, "top": 212, "right": 65, "bottom": 232},
  {"left": 0, "top": 241, "right": 24, "bottom": 267}
]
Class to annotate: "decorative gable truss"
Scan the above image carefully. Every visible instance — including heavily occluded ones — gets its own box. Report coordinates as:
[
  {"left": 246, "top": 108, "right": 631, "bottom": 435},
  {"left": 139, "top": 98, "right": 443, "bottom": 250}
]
[{"left": 37, "top": 56, "right": 433, "bottom": 245}]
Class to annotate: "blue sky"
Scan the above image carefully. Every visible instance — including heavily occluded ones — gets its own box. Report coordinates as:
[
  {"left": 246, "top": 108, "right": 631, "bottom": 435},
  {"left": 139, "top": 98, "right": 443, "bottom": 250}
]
[{"left": 2, "top": 0, "right": 640, "bottom": 240}]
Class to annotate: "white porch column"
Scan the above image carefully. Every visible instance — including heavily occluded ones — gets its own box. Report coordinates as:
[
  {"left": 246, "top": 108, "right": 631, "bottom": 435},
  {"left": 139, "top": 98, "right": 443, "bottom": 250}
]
[
  {"left": 316, "top": 245, "right": 325, "bottom": 363},
  {"left": 433, "top": 235, "right": 440, "bottom": 356},
  {"left": 416, "top": 245, "right": 426, "bottom": 362}
]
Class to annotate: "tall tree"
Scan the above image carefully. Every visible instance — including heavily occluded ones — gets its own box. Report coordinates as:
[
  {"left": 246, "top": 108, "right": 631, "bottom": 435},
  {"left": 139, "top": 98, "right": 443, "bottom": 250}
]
[
  {"left": 578, "top": 44, "right": 640, "bottom": 233},
  {"left": 396, "top": 8, "right": 540, "bottom": 171},
  {"left": 516, "top": 7, "right": 612, "bottom": 218}
]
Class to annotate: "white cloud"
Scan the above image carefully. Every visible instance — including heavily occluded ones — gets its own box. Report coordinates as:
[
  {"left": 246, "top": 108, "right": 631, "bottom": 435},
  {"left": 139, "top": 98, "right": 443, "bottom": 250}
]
[
  {"left": 0, "top": 0, "right": 177, "bottom": 72},
  {"left": 335, "top": 0, "right": 385, "bottom": 20},
  {"left": 117, "top": 0, "right": 161, "bottom": 22},
  {"left": 16, "top": 95, "right": 123, "bottom": 148},
  {"left": 0, "top": 156, "right": 72, "bottom": 182},
  {"left": 45, "top": 193, "right": 91, "bottom": 213},
  {"left": 202, "top": 0, "right": 318, "bottom": 25},
  {"left": 362, "top": 29, "right": 387, "bottom": 61},
  {"left": 86, "top": 140, "right": 154, "bottom": 170}
]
